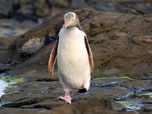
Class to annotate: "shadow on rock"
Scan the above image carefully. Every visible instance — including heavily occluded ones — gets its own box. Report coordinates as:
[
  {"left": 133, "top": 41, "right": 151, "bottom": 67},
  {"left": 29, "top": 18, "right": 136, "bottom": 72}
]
[{"left": 51, "top": 96, "right": 115, "bottom": 114}]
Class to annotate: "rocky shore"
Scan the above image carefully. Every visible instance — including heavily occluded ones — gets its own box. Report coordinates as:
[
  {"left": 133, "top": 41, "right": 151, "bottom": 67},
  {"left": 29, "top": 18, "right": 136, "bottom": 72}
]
[
  {"left": 0, "top": 1, "right": 152, "bottom": 114},
  {"left": 0, "top": 0, "right": 152, "bottom": 21},
  {"left": 3, "top": 8, "right": 152, "bottom": 77}
]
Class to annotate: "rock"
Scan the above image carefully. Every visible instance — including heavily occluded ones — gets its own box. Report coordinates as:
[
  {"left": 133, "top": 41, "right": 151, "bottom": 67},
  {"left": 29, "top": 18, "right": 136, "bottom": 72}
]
[
  {"left": 0, "top": 64, "right": 10, "bottom": 73},
  {"left": 48, "top": 0, "right": 70, "bottom": 8},
  {"left": 70, "top": 0, "right": 92, "bottom": 9},
  {"left": 0, "top": 36, "right": 17, "bottom": 50},
  {"left": 1, "top": 75, "right": 152, "bottom": 113},
  {"left": 132, "top": 35, "right": 152, "bottom": 44},
  {"left": 7, "top": 9, "right": 91, "bottom": 60},
  {"left": 0, "top": 19, "right": 38, "bottom": 39},
  {"left": 0, "top": 0, "right": 14, "bottom": 18},
  {"left": 21, "top": 37, "right": 45, "bottom": 54},
  {"left": 0, "top": 0, "right": 152, "bottom": 21},
  {"left": 1, "top": 2, "right": 152, "bottom": 114},
  {"left": 2, "top": 8, "right": 151, "bottom": 77},
  {"left": 51, "top": 96, "right": 115, "bottom": 114},
  {"left": 1, "top": 8, "right": 152, "bottom": 114},
  {"left": 0, "top": 108, "right": 50, "bottom": 114}
]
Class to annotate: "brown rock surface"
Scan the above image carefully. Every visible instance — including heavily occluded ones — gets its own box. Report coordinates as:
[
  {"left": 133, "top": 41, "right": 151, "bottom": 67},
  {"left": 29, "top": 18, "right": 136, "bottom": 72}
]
[
  {"left": 0, "top": 8, "right": 152, "bottom": 114},
  {"left": 5, "top": 8, "right": 152, "bottom": 77}
]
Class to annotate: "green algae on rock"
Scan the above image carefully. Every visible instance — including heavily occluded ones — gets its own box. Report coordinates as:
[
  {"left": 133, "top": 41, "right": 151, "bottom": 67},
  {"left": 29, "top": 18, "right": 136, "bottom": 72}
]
[
  {"left": 116, "top": 101, "right": 145, "bottom": 111},
  {"left": 5, "top": 85, "right": 17, "bottom": 89},
  {"left": 0, "top": 76, "right": 25, "bottom": 83},
  {"left": 0, "top": 75, "right": 25, "bottom": 98},
  {"left": 92, "top": 76, "right": 134, "bottom": 80}
]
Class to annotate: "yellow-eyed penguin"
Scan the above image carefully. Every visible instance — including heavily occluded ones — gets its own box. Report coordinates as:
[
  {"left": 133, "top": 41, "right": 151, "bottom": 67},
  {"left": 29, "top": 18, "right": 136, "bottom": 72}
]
[{"left": 48, "top": 12, "right": 94, "bottom": 104}]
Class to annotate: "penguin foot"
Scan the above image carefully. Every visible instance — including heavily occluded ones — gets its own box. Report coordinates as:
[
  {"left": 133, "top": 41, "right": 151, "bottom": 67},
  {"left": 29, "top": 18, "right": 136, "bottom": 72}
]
[
  {"left": 59, "top": 95, "right": 72, "bottom": 104},
  {"left": 58, "top": 91, "right": 72, "bottom": 104}
]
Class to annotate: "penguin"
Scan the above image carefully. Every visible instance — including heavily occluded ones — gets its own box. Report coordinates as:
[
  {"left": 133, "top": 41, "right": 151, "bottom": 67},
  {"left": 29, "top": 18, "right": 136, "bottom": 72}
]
[{"left": 48, "top": 12, "right": 94, "bottom": 104}]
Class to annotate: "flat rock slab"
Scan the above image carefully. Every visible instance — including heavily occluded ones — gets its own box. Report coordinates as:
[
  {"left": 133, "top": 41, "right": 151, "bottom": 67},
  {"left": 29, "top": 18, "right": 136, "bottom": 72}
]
[
  {"left": 0, "top": 108, "right": 50, "bottom": 114},
  {"left": 0, "top": 76, "right": 152, "bottom": 114}
]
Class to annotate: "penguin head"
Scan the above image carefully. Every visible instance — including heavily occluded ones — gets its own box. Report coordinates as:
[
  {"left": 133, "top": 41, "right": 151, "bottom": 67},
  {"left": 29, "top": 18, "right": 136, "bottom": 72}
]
[{"left": 63, "top": 12, "right": 79, "bottom": 28}]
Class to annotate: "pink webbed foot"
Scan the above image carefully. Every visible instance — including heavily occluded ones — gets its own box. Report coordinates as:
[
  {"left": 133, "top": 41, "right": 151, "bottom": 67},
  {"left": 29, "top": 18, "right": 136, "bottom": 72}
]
[
  {"left": 58, "top": 91, "right": 72, "bottom": 104},
  {"left": 59, "top": 96, "right": 72, "bottom": 104}
]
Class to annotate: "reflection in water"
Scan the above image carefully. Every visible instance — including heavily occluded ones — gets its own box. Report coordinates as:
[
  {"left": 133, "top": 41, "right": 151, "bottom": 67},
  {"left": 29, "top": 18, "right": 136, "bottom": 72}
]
[
  {"left": 115, "top": 88, "right": 152, "bottom": 111},
  {"left": 91, "top": 82, "right": 127, "bottom": 88},
  {"left": 116, "top": 101, "right": 146, "bottom": 111},
  {"left": 116, "top": 88, "right": 152, "bottom": 101},
  {"left": 90, "top": 79, "right": 152, "bottom": 111}
]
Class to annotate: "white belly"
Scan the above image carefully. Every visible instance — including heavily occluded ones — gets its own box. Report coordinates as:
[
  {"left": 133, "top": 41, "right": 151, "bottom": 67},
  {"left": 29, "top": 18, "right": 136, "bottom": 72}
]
[{"left": 57, "top": 27, "right": 90, "bottom": 90}]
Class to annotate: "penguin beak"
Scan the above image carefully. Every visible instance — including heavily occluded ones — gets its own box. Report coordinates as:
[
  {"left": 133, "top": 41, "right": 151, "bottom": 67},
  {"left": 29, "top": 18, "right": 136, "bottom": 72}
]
[{"left": 63, "top": 22, "right": 70, "bottom": 28}]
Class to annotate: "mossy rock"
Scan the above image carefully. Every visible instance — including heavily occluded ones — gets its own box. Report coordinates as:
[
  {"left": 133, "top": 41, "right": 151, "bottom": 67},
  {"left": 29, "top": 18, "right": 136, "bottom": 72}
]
[{"left": 0, "top": 76, "right": 25, "bottom": 83}]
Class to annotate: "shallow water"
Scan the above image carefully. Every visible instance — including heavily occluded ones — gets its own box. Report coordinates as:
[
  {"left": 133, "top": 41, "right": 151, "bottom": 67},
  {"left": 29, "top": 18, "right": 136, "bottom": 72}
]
[
  {"left": 0, "top": 73, "right": 25, "bottom": 98},
  {"left": 91, "top": 77, "right": 152, "bottom": 111},
  {"left": 115, "top": 100, "right": 152, "bottom": 111},
  {"left": 0, "top": 80, "right": 10, "bottom": 97}
]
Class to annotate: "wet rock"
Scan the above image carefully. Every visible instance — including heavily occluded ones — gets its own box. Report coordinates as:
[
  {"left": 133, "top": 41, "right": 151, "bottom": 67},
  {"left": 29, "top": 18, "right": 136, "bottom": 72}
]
[
  {"left": 0, "top": 108, "right": 50, "bottom": 114},
  {"left": 0, "top": 79, "right": 117, "bottom": 112},
  {"left": 0, "top": 74, "right": 152, "bottom": 113}
]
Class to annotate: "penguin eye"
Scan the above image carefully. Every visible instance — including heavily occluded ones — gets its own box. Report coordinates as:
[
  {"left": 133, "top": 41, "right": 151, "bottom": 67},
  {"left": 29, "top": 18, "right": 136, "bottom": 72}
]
[
  {"left": 65, "top": 16, "right": 68, "bottom": 21},
  {"left": 71, "top": 18, "right": 75, "bottom": 22}
]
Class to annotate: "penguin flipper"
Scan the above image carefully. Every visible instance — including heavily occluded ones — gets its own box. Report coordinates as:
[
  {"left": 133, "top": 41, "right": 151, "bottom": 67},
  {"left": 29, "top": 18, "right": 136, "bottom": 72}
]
[
  {"left": 85, "top": 38, "right": 94, "bottom": 75},
  {"left": 48, "top": 40, "right": 58, "bottom": 76}
]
